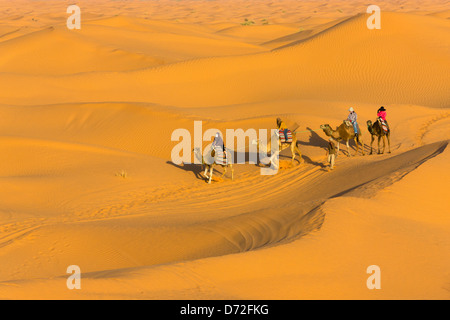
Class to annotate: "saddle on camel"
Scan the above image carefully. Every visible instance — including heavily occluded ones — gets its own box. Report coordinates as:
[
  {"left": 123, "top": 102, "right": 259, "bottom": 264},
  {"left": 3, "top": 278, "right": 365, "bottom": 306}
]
[{"left": 276, "top": 118, "right": 293, "bottom": 144}]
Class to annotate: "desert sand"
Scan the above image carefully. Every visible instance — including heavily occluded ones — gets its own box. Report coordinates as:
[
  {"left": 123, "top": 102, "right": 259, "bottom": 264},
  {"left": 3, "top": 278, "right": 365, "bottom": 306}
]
[{"left": 0, "top": 0, "right": 449, "bottom": 299}]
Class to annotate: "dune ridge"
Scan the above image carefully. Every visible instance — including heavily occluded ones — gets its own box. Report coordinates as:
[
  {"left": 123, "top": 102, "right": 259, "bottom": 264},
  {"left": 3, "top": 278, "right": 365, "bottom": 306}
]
[
  {"left": 0, "top": 0, "right": 449, "bottom": 299},
  {"left": 0, "top": 12, "right": 449, "bottom": 108}
]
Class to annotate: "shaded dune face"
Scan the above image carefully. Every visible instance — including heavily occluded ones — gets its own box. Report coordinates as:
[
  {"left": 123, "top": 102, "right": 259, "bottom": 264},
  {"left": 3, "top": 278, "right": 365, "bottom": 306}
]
[{"left": 0, "top": 0, "right": 449, "bottom": 299}]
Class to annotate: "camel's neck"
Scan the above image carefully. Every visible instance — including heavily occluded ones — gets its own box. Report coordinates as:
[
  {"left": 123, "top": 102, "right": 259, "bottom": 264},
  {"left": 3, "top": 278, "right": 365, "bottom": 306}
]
[
  {"left": 194, "top": 151, "right": 203, "bottom": 164},
  {"left": 266, "top": 139, "right": 272, "bottom": 152},
  {"left": 332, "top": 128, "right": 343, "bottom": 139},
  {"left": 261, "top": 138, "right": 275, "bottom": 153},
  {"left": 324, "top": 128, "right": 336, "bottom": 137}
]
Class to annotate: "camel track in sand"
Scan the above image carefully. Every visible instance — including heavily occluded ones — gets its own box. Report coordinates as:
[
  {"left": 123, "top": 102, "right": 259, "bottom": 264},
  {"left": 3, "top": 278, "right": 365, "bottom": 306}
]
[{"left": 417, "top": 112, "right": 450, "bottom": 145}]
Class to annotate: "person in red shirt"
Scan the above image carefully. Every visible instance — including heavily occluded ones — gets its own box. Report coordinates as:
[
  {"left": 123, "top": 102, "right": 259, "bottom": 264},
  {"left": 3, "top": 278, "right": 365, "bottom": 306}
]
[{"left": 377, "top": 106, "right": 389, "bottom": 132}]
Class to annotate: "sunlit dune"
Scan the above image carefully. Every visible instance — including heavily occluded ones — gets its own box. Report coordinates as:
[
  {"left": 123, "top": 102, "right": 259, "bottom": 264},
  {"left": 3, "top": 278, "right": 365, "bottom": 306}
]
[{"left": 0, "top": 0, "right": 448, "bottom": 299}]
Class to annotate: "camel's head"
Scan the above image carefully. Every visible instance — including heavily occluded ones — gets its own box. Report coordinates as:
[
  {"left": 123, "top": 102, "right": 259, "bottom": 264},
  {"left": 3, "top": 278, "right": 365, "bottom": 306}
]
[
  {"left": 252, "top": 139, "right": 264, "bottom": 152},
  {"left": 367, "top": 120, "right": 373, "bottom": 126},
  {"left": 320, "top": 124, "right": 331, "bottom": 131},
  {"left": 276, "top": 118, "right": 282, "bottom": 128},
  {"left": 192, "top": 147, "right": 202, "bottom": 161}
]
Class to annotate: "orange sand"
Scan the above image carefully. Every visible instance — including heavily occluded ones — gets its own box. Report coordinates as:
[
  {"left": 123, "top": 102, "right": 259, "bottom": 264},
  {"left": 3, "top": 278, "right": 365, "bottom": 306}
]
[{"left": 0, "top": 0, "right": 449, "bottom": 299}]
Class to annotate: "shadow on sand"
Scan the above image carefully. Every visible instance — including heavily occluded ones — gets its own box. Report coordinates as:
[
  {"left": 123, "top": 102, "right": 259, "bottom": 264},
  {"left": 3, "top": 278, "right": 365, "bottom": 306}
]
[
  {"left": 166, "top": 161, "right": 204, "bottom": 180},
  {"left": 296, "top": 127, "right": 328, "bottom": 168},
  {"left": 297, "top": 127, "right": 328, "bottom": 149},
  {"left": 166, "top": 151, "right": 259, "bottom": 182},
  {"left": 167, "top": 131, "right": 340, "bottom": 179}
]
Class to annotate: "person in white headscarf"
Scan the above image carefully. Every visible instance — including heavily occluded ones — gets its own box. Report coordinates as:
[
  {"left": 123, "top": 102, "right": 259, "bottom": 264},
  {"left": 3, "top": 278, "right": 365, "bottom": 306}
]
[
  {"left": 212, "top": 132, "right": 224, "bottom": 151},
  {"left": 211, "top": 132, "right": 226, "bottom": 164}
]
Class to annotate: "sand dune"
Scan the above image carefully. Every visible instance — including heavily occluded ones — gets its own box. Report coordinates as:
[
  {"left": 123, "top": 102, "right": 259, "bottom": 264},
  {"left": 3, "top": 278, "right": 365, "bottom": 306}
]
[
  {"left": 0, "top": 12, "right": 448, "bottom": 108},
  {"left": 0, "top": 0, "right": 449, "bottom": 300},
  {"left": 216, "top": 24, "right": 300, "bottom": 44},
  {"left": 1, "top": 139, "right": 448, "bottom": 298},
  {"left": 82, "top": 17, "right": 267, "bottom": 61},
  {"left": 262, "top": 16, "right": 349, "bottom": 48},
  {"left": 428, "top": 9, "right": 450, "bottom": 19},
  {"left": 0, "top": 26, "right": 165, "bottom": 74},
  {"left": 0, "top": 18, "right": 266, "bottom": 75},
  {"left": 0, "top": 140, "right": 445, "bottom": 280}
]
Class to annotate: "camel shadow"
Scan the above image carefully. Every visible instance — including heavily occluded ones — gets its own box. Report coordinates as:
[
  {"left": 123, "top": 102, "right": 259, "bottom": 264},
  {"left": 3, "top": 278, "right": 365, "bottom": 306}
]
[
  {"left": 297, "top": 127, "right": 328, "bottom": 149},
  {"left": 229, "top": 150, "right": 259, "bottom": 166},
  {"left": 302, "top": 154, "right": 327, "bottom": 168},
  {"left": 278, "top": 151, "right": 303, "bottom": 165},
  {"left": 166, "top": 161, "right": 204, "bottom": 180},
  {"left": 295, "top": 127, "right": 328, "bottom": 167},
  {"left": 166, "top": 150, "right": 261, "bottom": 181}
]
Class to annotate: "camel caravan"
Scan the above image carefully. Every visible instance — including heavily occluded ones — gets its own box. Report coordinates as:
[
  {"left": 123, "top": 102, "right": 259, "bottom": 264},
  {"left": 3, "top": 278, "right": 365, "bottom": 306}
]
[{"left": 191, "top": 106, "right": 391, "bottom": 183}]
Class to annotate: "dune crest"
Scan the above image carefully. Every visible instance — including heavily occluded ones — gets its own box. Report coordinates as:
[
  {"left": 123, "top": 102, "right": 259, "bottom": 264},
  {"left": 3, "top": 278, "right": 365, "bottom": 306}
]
[
  {"left": 0, "top": 0, "right": 449, "bottom": 300},
  {"left": 0, "top": 13, "right": 448, "bottom": 108}
]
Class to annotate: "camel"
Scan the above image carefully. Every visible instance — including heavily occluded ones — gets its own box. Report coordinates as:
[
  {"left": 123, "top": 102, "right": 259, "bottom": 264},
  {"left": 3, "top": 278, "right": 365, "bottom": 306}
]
[
  {"left": 256, "top": 129, "right": 303, "bottom": 166},
  {"left": 320, "top": 122, "right": 365, "bottom": 156},
  {"left": 193, "top": 147, "right": 234, "bottom": 184},
  {"left": 367, "top": 120, "right": 391, "bottom": 154}
]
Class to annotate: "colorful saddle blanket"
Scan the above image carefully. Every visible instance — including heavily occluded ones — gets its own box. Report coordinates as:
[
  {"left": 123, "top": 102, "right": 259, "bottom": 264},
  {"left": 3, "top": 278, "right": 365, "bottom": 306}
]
[
  {"left": 212, "top": 146, "right": 228, "bottom": 165},
  {"left": 378, "top": 119, "right": 389, "bottom": 133},
  {"left": 279, "top": 129, "right": 293, "bottom": 143}
]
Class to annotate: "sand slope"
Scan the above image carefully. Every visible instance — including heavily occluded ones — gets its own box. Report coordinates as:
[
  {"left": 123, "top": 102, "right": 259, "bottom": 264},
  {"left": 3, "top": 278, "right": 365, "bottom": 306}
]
[{"left": 0, "top": 0, "right": 449, "bottom": 299}]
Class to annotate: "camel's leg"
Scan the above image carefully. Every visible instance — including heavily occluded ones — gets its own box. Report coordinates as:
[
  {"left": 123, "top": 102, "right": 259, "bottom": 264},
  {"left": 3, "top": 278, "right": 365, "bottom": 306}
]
[
  {"left": 295, "top": 144, "right": 303, "bottom": 164},
  {"left": 369, "top": 135, "right": 374, "bottom": 155},
  {"left": 230, "top": 165, "right": 234, "bottom": 181},
  {"left": 291, "top": 143, "right": 296, "bottom": 165},
  {"left": 353, "top": 138, "right": 359, "bottom": 156},
  {"left": 356, "top": 135, "right": 366, "bottom": 156},
  {"left": 381, "top": 135, "right": 387, "bottom": 154},
  {"left": 208, "top": 166, "right": 213, "bottom": 184},
  {"left": 359, "top": 136, "right": 365, "bottom": 155},
  {"left": 221, "top": 166, "right": 227, "bottom": 178},
  {"left": 204, "top": 166, "right": 209, "bottom": 178},
  {"left": 267, "top": 150, "right": 279, "bottom": 169},
  {"left": 377, "top": 136, "right": 381, "bottom": 154},
  {"left": 346, "top": 140, "right": 351, "bottom": 157},
  {"left": 387, "top": 133, "right": 391, "bottom": 153},
  {"left": 269, "top": 153, "right": 276, "bottom": 168}
]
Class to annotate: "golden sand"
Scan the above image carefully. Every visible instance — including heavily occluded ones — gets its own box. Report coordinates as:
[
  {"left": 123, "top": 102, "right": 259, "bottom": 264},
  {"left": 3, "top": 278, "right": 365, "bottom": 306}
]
[{"left": 0, "top": 0, "right": 449, "bottom": 299}]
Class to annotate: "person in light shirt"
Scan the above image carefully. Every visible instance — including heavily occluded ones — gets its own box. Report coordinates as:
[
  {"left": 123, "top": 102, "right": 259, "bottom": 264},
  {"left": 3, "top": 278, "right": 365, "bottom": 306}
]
[{"left": 347, "top": 107, "right": 359, "bottom": 137}]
